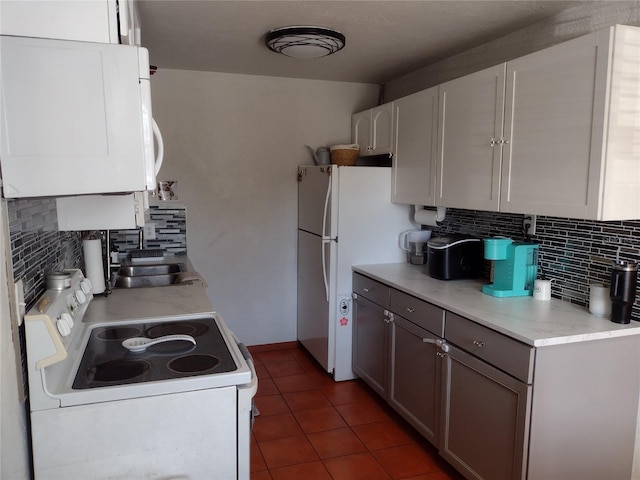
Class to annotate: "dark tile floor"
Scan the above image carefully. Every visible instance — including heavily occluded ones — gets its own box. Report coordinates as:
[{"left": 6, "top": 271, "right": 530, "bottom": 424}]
[{"left": 247, "top": 342, "right": 465, "bottom": 480}]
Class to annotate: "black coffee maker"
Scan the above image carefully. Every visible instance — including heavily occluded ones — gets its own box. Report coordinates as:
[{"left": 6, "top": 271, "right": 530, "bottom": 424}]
[{"left": 609, "top": 260, "right": 638, "bottom": 324}]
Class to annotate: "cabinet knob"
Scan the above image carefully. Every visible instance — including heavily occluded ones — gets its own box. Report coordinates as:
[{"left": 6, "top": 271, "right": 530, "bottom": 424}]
[
  {"left": 436, "top": 352, "right": 445, "bottom": 358},
  {"left": 406, "top": 307, "right": 415, "bottom": 314},
  {"left": 473, "top": 340, "right": 485, "bottom": 348},
  {"left": 363, "top": 287, "right": 373, "bottom": 293}
]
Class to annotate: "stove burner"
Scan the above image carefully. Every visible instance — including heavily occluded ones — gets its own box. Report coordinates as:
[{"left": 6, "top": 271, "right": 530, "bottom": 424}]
[
  {"left": 86, "top": 360, "right": 150, "bottom": 383},
  {"left": 146, "top": 341, "right": 197, "bottom": 355},
  {"left": 72, "top": 318, "right": 238, "bottom": 390},
  {"left": 96, "top": 327, "right": 143, "bottom": 340},
  {"left": 168, "top": 354, "right": 220, "bottom": 374},
  {"left": 146, "top": 322, "right": 209, "bottom": 339}
]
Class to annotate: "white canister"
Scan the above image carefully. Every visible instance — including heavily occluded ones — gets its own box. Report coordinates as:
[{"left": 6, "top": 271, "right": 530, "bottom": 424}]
[
  {"left": 533, "top": 279, "right": 552, "bottom": 301},
  {"left": 589, "top": 283, "right": 611, "bottom": 317}
]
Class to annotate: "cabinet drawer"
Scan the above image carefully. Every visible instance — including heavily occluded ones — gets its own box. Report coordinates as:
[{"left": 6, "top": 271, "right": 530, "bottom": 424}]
[
  {"left": 445, "top": 312, "right": 534, "bottom": 383},
  {"left": 353, "top": 273, "right": 390, "bottom": 308},
  {"left": 390, "top": 289, "right": 444, "bottom": 337}
]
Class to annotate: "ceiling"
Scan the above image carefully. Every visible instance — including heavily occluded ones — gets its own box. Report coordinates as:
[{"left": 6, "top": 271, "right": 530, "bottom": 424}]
[{"left": 138, "top": 0, "right": 587, "bottom": 84}]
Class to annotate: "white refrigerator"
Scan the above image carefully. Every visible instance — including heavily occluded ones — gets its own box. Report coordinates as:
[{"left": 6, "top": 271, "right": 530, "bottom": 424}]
[{"left": 297, "top": 165, "right": 414, "bottom": 381}]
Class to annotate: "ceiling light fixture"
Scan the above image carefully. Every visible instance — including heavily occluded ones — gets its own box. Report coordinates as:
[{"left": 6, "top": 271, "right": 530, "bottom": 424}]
[{"left": 265, "top": 26, "right": 346, "bottom": 59}]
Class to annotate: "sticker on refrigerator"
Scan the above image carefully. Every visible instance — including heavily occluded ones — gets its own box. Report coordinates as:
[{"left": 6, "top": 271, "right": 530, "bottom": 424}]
[{"left": 339, "top": 298, "right": 350, "bottom": 326}]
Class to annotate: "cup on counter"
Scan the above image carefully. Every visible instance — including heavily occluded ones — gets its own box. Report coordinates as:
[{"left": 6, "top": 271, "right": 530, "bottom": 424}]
[
  {"left": 533, "top": 279, "right": 552, "bottom": 301},
  {"left": 589, "top": 283, "right": 611, "bottom": 317}
]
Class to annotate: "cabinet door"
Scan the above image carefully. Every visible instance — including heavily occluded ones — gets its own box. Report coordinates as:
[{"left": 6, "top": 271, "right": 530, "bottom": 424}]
[
  {"left": 352, "top": 294, "right": 388, "bottom": 398},
  {"left": 0, "top": 0, "right": 118, "bottom": 43},
  {"left": 0, "top": 36, "right": 149, "bottom": 198},
  {"left": 389, "top": 316, "right": 440, "bottom": 445},
  {"left": 436, "top": 64, "right": 505, "bottom": 211},
  {"left": 440, "top": 344, "right": 531, "bottom": 480},
  {"left": 500, "top": 29, "right": 611, "bottom": 218},
  {"left": 392, "top": 87, "right": 438, "bottom": 205},
  {"left": 370, "top": 103, "right": 394, "bottom": 155},
  {"left": 351, "top": 110, "right": 372, "bottom": 156}
]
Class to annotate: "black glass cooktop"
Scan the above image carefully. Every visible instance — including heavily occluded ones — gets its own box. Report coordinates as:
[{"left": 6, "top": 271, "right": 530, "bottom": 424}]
[{"left": 72, "top": 317, "right": 238, "bottom": 390}]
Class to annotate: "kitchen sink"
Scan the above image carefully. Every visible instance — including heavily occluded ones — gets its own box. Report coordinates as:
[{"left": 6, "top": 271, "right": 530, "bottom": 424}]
[
  {"left": 117, "top": 264, "right": 186, "bottom": 277},
  {"left": 111, "top": 263, "right": 187, "bottom": 289},
  {"left": 113, "top": 274, "right": 181, "bottom": 289}
]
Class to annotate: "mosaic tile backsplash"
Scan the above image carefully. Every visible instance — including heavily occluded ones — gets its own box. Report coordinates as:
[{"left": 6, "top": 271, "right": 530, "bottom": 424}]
[
  {"left": 6, "top": 200, "right": 639, "bottom": 327},
  {"left": 8, "top": 198, "right": 83, "bottom": 310},
  {"left": 430, "top": 208, "right": 640, "bottom": 322},
  {"left": 108, "top": 203, "right": 187, "bottom": 256}
]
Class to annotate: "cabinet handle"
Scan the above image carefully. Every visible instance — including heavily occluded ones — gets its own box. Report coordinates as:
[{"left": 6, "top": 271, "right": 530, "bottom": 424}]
[
  {"left": 352, "top": 293, "right": 358, "bottom": 300},
  {"left": 363, "top": 287, "right": 373, "bottom": 293},
  {"left": 490, "top": 138, "right": 498, "bottom": 147},
  {"left": 473, "top": 340, "right": 485, "bottom": 348},
  {"left": 436, "top": 352, "right": 446, "bottom": 358},
  {"left": 406, "top": 307, "right": 415, "bottom": 314}
]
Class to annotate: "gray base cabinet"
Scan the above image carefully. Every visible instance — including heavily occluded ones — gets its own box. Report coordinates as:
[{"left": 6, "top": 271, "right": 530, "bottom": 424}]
[
  {"left": 440, "top": 344, "right": 531, "bottom": 480},
  {"left": 352, "top": 274, "right": 391, "bottom": 398},
  {"left": 352, "top": 272, "right": 640, "bottom": 480},
  {"left": 352, "top": 295, "right": 389, "bottom": 398},
  {"left": 389, "top": 316, "right": 441, "bottom": 445}
]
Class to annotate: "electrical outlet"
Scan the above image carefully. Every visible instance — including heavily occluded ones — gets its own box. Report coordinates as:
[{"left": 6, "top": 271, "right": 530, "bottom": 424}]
[
  {"left": 143, "top": 222, "right": 156, "bottom": 240},
  {"left": 523, "top": 215, "right": 537, "bottom": 236}
]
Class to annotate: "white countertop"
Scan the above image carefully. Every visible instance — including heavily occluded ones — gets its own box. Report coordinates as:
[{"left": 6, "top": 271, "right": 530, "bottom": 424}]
[
  {"left": 353, "top": 263, "right": 640, "bottom": 347},
  {"left": 85, "top": 255, "right": 214, "bottom": 325},
  {"left": 83, "top": 282, "right": 215, "bottom": 325}
]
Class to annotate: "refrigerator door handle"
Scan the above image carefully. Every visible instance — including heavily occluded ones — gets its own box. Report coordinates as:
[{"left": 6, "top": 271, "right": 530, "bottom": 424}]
[
  {"left": 321, "top": 238, "right": 330, "bottom": 301},
  {"left": 321, "top": 175, "right": 333, "bottom": 301},
  {"left": 321, "top": 174, "right": 332, "bottom": 241}
]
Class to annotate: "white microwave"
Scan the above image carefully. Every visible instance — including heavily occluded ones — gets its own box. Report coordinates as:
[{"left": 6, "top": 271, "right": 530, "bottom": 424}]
[{"left": 0, "top": 35, "right": 162, "bottom": 198}]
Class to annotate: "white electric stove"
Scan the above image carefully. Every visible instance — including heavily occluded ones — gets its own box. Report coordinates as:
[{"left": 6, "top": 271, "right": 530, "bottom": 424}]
[{"left": 24, "top": 269, "right": 257, "bottom": 480}]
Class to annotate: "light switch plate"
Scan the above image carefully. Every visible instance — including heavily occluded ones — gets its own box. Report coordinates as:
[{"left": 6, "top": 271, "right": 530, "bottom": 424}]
[
  {"left": 14, "top": 279, "right": 26, "bottom": 326},
  {"left": 524, "top": 215, "right": 537, "bottom": 236},
  {"left": 143, "top": 222, "right": 156, "bottom": 240}
]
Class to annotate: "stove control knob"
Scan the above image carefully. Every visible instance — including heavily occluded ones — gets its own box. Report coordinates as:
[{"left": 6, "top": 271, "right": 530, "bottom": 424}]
[
  {"left": 60, "top": 312, "right": 74, "bottom": 329},
  {"left": 56, "top": 316, "right": 72, "bottom": 337},
  {"left": 74, "top": 290, "right": 87, "bottom": 305},
  {"left": 80, "top": 279, "right": 92, "bottom": 295}
]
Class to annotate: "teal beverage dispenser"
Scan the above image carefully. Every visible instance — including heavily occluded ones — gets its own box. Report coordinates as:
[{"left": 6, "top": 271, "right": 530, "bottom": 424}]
[{"left": 482, "top": 238, "right": 539, "bottom": 297}]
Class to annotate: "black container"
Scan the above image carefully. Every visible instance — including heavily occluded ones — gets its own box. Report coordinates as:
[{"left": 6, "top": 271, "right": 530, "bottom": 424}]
[
  {"left": 426, "top": 236, "right": 483, "bottom": 280},
  {"left": 609, "top": 260, "right": 638, "bottom": 324}
]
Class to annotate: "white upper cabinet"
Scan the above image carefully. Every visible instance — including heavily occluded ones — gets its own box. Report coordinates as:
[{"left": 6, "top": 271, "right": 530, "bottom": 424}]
[
  {"left": 392, "top": 87, "right": 439, "bottom": 205},
  {"left": 351, "top": 110, "right": 372, "bottom": 156},
  {"left": 0, "top": 0, "right": 140, "bottom": 46},
  {"left": 352, "top": 103, "right": 394, "bottom": 156},
  {"left": 436, "top": 64, "right": 506, "bottom": 211},
  {"left": 0, "top": 36, "right": 156, "bottom": 198},
  {"left": 501, "top": 25, "right": 640, "bottom": 220}
]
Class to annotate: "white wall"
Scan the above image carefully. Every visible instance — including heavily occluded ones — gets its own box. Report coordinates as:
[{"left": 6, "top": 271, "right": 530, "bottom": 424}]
[
  {"left": 0, "top": 201, "right": 30, "bottom": 480},
  {"left": 150, "top": 70, "right": 378, "bottom": 345},
  {"left": 385, "top": 1, "right": 640, "bottom": 101}
]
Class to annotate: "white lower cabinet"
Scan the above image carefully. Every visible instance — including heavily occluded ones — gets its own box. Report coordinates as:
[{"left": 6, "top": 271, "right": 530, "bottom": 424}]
[{"left": 353, "top": 272, "right": 640, "bottom": 480}]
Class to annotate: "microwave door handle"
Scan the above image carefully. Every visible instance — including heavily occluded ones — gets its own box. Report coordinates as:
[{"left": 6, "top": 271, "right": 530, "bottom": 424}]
[{"left": 153, "top": 118, "right": 164, "bottom": 175}]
